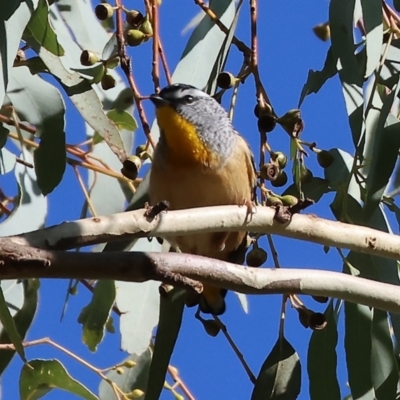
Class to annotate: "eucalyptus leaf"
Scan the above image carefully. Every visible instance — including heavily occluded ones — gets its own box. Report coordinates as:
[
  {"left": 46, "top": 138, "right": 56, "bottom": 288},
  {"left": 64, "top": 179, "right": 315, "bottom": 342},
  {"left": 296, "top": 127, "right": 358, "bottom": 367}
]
[
  {"left": 298, "top": 47, "right": 337, "bottom": 107},
  {"left": 99, "top": 349, "right": 152, "bottom": 400},
  {"left": 24, "top": 0, "right": 64, "bottom": 56},
  {"left": 251, "top": 336, "right": 301, "bottom": 400},
  {"left": 371, "top": 310, "right": 398, "bottom": 399},
  {"left": 0, "top": 279, "right": 39, "bottom": 375},
  {"left": 0, "top": 150, "right": 47, "bottom": 235},
  {"left": 0, "top": 0, "right": 39, "bottom": 106},
  {"left": 107, "top": 109, "right": 138, "bottom": 132},
  {"left": 144, "top": 288, "right": 186, "bottom": 400},
  {"left": 0, "top": 147, "right": 16, "bottom": 175},
  {"left": 283, "top": 177, "right": 331, "bottom": 203},
  {"left": 19, "top": 359, "right": 98, "bottom": 400},
  {"left": 77, "top": 280, "right": 116, "bottom": 352},
  {"left": 308, "top": 302, "right": 340, "bottom": 400},
  {"left": 7, "top": 66, "right": 66, "bottom": 194},
  {"left": 0, "top": 283, "right": 26, "bottom": 363},
  {"left": 344, "top": 300, "right": 374, "bottom": 399},
  {"left": 360, "top": 0, "right": 382, "bottom": 78}
]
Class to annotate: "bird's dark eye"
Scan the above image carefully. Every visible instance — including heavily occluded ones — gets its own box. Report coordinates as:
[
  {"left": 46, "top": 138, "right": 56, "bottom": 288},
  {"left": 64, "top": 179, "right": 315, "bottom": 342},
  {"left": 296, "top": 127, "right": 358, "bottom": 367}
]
[{"left": 184, "top": 95, "right": 194, "bottom": 104}]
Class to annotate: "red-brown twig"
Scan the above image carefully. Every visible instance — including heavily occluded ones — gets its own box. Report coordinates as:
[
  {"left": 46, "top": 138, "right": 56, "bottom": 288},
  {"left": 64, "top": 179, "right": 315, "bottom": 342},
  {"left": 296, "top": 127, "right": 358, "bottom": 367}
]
[
  {"left": 158, "top": 40, "right": 172, "bottom": 85},
  {"left": 151, "top": 0, "right": 161, "bottom": 92},
  {"left": 213, "top": 315, "right": 256, "bottom": 384},
  {"left": 114, "top": 0, "right": 156, "bottom": 149}
]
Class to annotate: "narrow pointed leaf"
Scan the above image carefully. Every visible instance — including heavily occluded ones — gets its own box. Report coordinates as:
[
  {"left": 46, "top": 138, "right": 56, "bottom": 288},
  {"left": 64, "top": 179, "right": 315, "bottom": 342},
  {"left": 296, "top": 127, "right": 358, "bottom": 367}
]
[
  {"left": 251, "top": 336, "right": 301, "bottom": 400},
  {"left": 298, "top": 47, "right": 337, "bottom": 107},
  {"left": 0, "top": 283, "right": 26, "bottom": 363},
  {"left": 144, "top": 288, "right": 186, "bottom": 400},
  {"left": 77, "top": 280, "right": 115, "bottom": 352},
  {"left": 345, "top": 302, "right": 374, "bottom": 399},
  {"left": 308, "top": 302, "right": 340, "bottom": 400},
  {"left": 0, "top": 279, "right": 38, "bottom": 375},
  {"left": 361, "top": 0, "right": 382, "bottom": 78},
  {"left": 20, "top": 359, "right": 98, "bottom": 400},
  {"left": 24, "top": 0, "right": 64, "bottom": 56},
  {"left": 371, "top": 310, "right": 398, "bottom": 399}
]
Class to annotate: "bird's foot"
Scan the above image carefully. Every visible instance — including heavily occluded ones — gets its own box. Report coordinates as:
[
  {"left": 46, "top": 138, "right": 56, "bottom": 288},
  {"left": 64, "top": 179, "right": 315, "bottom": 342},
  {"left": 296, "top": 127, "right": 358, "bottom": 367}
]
[{"left": 239, "top": 199, "right": 256, "bottom": 222}]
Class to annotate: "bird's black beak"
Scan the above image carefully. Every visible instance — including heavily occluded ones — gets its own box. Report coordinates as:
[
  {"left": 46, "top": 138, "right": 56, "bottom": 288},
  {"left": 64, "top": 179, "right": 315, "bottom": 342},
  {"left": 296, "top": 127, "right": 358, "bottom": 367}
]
[{"left": 149, "top": 93, "right": 169, "bottom": 107}]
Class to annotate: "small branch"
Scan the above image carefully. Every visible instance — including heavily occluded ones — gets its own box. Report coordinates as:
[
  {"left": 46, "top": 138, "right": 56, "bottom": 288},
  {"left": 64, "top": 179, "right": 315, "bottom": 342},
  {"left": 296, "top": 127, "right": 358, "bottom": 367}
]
[
  {"left": 151, "top": 0, "right": 161, "bottom": 92},
  {"left": 2, "top": 240, "right": 400, "bottom": 313},
  {"left": 167, "top": 366, "right": 195, "bottom": 400},
  {"left": 213, "top": 315, "right": 256, "bottom": 384},
  {"left": 249, "top": 0, "right": 257, "bottom": 69},
  {"left": 15, "top": 158, "right": 33, "bottom": 168},
  {"left": 158, "top": 40, "right": 171, "bottom": 84},
  {"left": 0, "top": 113, "right": 36, "bottom": 135},
  {"left": 194, "top": 0, "right": 251, "bottom": 58},
  {"left": 114, "top": 0, "right": 156, "bottom": 149}
]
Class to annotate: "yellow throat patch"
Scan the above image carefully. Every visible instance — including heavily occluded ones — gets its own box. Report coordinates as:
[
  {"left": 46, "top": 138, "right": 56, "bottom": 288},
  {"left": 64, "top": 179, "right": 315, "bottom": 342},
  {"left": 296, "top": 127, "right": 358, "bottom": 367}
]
[{"left": 155, "top": 105, "right": 215, "bottom": 165}]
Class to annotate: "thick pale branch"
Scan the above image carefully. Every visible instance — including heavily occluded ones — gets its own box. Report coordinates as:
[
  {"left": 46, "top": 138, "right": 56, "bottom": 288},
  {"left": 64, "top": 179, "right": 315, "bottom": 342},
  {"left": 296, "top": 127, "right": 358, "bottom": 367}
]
[
  {"left": 10, "top": 206, "right": 400, "bottom": 262},
  {"left": 1, "top": 238, "right": 400, "bottom": 313}
]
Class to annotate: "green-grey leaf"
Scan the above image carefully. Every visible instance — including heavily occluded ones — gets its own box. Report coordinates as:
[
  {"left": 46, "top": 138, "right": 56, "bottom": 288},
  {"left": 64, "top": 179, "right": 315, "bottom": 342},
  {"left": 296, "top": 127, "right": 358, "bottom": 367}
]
[
  {"left": 0, "top": 147, "right": 16, "bottom": 175},
  {"left": 24, "top": 0, "right": 64, "bottom": 56},
  {"left": 33, "top": 122, "right": 66, "bottom": 195},
  {"left": 0, "top": 150, "right": 47, "bottom": 235},
  {"left": 330, "top": 0, "right": 364, "bottom": 147},
  {"left": 308, "top": 302, "right": 340, "bottom": 400},
  {"left": 0, "top": 124, "right": 9, "bottom": 148},
  {"left": 361, "top": 0, "right": 382, "bottom": 78},
  {"left": 371, "top": 310, "right": 398, "bottom": 399},
  {"left": 329, "top": 0, "right": 362, "bottom": 86},
  {"left": 0, "top": 283, "right": 26, "bottom": 363},
  {"left": 0, "top": 0, "right": 39, "bottom": 106},
  {"left": 251, "top": 336, "right": 301, "bottom": 400},
  {"left": 21, "top": 56, "right": 49, "bottom": 75},
  {"left": 7, "top": 66, "right": 66, "bottom": 194},
  {"left": 298, "top": 47, "right": 337, "bottom": 107},
  {"left": 0, "top": 279, "right": 39, "bottom": 375},
  {"left": 117, "top": 276, "right": 160, "bottom": 357},
  {"left": 205, "top": 0, "right": 242, "bottom": 94},
  {"left": 19, "top": 359, "right": 99, "bottom": 400},
  {"left": 99, "top": 349, "right": 152, "bottom": 400},
  {"left": 173, "top": 0, "right": 236, "bottom": 88},
  {"left": 364, "top": 113, "right": 400, "bottom": 220},
  {"left": 25, "top": 42, "right": 127, "bottom": 163},
  {"left": 71, "top": 64, "right": 105, "bottom": 84},
  {"left": 107, "top": 109, "right": 138, "bottom": 132},
  {"left": 0, "top": 0, "right": 23, "bottom": 20},
  {"left": 144, "top": 288, "right": 186, "bottom": 400},
  {"left": 283, "top": 177, "right": 331, "bottom": 203},
  {"left": 77, "top": 280, "right": 116, "bottom": 352},
  {"left": 345, "top": 302, "right": 374, "bottom": 399}
]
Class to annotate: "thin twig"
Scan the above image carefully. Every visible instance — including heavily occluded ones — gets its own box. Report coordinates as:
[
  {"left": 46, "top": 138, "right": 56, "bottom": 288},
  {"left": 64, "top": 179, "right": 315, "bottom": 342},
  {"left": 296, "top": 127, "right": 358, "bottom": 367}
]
[
  {"left": 194, "top": 0, "right": 251, "bottom": 58},
  {"left": 266, "top": 234, "right": 280, "bottom": 268},
  {"left": 7, "top": 132, "right": 137, "bottom": 185},
  {"left": 72, "top": 166, "right": 98, "bottom": 217},
  {"left": 0, "top": 338, "right": 125, "bottom": 399},
  {"left": 167, "top": 366, "right": 196, "bottom": 400},
  {"left": 213, "top": 315, "right": 256, "bottom": 384},
  {"left": 151, "top": 0, "right": 161, "bottom": 92},
  {"left": 0, "top": 113, "right": 36, "bottom": 135},
  {"left": 15, "top": 158, "right": 33, "bottom": 168},
  {"left": 158, "top": 40, "right": 172, "bottom": 84},
  {"left": 114, "top": 0, "right": 156, "bottom": 149}
]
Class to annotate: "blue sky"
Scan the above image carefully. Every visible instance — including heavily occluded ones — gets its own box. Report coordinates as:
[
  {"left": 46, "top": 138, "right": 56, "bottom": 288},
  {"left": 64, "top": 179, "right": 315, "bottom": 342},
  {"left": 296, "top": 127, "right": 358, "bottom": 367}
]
[{"left": 1, "top": 1, "right": 363, "bottom": 399}]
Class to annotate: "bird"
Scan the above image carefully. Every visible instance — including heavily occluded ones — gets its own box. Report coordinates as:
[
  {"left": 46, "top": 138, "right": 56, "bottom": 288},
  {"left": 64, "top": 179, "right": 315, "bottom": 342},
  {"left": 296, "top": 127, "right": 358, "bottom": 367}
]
[{"left": 149, "top": 83, "right": 257, "bottom": 315}]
